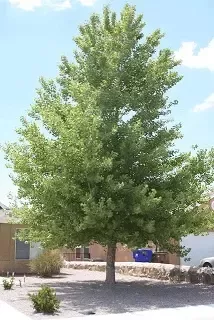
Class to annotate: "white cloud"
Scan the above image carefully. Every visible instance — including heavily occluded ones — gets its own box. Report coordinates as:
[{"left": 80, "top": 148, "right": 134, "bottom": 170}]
[
  {"left": 78, "top": 0, "right": 97, "bottom": 6},
  {"left": 193, "top": 93, "right": 214, "bottom": 112},
  {"left": 49, "top": 0, "right": 71, "bottom": 10},
  {"left": 9, "top": 0, "right": 71, "bottom": 11},
  {"left": 9, "top": 0, "right": 42, "bottom": 10},
  {"left": 9, "top": 0, "right": 98, "bottom": 10},
  {"left": 175, "top": 39, "right": 214, "bottom": 71}
]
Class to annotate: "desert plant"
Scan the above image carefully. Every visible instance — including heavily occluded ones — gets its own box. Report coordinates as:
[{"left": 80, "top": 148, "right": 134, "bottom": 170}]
[
  {"left": 3, "top": 277, "right": 14, "bottom": 290},
  {"left": 29, "top": 285, "right": 60, "bottom": 314},
  {"left": 29, "top": 250, "right": 63, "bottom": 277}
]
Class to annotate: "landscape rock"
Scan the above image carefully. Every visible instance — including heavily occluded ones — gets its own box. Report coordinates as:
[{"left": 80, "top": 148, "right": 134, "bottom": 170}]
[{"left": 64, "top": 261, "right": 214, "bottom": 285}]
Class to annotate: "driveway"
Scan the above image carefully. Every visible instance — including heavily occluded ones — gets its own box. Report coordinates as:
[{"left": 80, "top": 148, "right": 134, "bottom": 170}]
[
  {"left": 1, "top": 269, "right": 214, "bottom": 319},
  {"left": 0, "top": 299, "right": 31, "bottom": 320}
]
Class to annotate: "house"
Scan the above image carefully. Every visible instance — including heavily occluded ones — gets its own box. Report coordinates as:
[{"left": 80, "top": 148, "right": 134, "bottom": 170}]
[
  {"left": 0, "top": 202, "right": 41, "bottom": 274},
  {"left": 2, "top": 195, "right": 213, "bottom": 273},
  {"left": 63, "top": 243, "right": 135, "bottom": 262},
  {"left": 63, "top": 243, "right": 179, "bottom": 265},
  {"left": 63, "top": 197, "right": 214, "bottom": 266},
  {"left": 179, "top": 197, "right": 214, "bottom": 267}
]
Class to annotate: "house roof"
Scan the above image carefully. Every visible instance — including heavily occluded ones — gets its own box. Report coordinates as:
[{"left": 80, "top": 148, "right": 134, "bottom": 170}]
[
  {"left": 0, "top": 201, "right": 22, "bottom": 224},
  {"left": 0, "top": 201, "right": 9, "bottom": 210},
  {"left": 0, "top": 209, "right": 10, "bottom": 223},
  {"left": 0, "top": 201, "right": 11, "bottom": 223}
]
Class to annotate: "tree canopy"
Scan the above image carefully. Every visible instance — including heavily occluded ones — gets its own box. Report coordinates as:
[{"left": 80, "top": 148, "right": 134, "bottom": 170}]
[{"left": 4, "top": 4, "right": 214, "bottom": 283}]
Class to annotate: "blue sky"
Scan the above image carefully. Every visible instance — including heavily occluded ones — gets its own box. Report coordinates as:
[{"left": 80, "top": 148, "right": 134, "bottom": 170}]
[{"left": 0, "top": 0, "right": 214, "bottom": 205}]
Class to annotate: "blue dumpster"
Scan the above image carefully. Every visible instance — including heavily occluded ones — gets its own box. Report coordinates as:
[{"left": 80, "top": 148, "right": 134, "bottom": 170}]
[{"left": 133, "top": 248, "right": 153, "bottom": 263}]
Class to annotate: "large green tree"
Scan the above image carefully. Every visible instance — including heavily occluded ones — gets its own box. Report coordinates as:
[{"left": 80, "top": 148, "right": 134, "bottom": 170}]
[{"left": 4, "top": 5, "right": 214, "bottom": 284}]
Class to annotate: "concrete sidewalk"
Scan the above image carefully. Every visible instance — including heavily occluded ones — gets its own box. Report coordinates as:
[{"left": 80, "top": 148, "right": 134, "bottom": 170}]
[
  {"left": 59, "top": 304, "right": 214, "bottom": 320},
  {"left": 2, "top": 299, "right": 214, "bottom": 320},
  {"left": 0, "top": 300, "right": 31, "bottom": 320}
]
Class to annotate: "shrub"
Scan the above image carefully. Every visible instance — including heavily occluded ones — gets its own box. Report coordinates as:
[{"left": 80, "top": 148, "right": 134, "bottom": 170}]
[
  {"left": 29, "top": 250, "right": 64, "bottom": 277},
  {"left": 3, "top": 277, "right": 14, "bottom": 290},
  {"left": 29, "top": 285, "right": 60, "bottom": 314}
]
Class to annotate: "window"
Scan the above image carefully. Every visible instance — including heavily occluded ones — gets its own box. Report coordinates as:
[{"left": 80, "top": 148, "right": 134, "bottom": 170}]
[
  {"left": 75, "top": 246, "right": 90, "bottom": 260},
  {"left": 75, "top": 247, "right": 81, "bottom": 259},
  {"left": 15, "top": 229, "right": 30, "bottom": 260},
  {"left": 83, "top": 247, "right": 90, "bottom": 259},
  {"left": 16, "top": 239, "right": 30, "bottom": 260}
]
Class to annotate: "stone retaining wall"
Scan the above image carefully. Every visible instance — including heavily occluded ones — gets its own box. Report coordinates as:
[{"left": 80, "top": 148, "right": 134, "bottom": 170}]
[{"left": 64, "top": 261, "right": 214, "bottom": 284}]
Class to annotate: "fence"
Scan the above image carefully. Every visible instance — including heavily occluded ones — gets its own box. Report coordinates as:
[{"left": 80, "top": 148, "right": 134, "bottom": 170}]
[{"left": 63, "top": 251, "right": 91, "bottom": 261}]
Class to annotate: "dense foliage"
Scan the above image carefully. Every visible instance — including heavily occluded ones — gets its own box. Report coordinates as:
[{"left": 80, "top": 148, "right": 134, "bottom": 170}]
[
  {"left": 29, "top": 250, "right": 63, "bottom": 277},
  {"left": 2, "top": 277, "right": 14, "bottom": 290},
  {"left": 29, "top": 285, "right": 60, "bottom": 314}
]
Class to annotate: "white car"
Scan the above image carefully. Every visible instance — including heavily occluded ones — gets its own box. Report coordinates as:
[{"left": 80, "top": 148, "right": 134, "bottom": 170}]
[{"left": 199, "top": 257, "right": 214, "bottom": 268}]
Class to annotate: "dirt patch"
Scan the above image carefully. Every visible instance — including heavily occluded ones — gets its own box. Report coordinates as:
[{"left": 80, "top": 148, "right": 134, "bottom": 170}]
[{"left": 1, "top": 269, "right": 214, "bottom": 319}]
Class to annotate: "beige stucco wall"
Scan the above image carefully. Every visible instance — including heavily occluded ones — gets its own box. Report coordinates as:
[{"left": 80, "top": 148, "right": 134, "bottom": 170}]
[
  {"left": 0, "top": 223, "right": 30, "bottom": 274},
  {"left": 89, "top": 243, "right": 134, "bottom": 262}
]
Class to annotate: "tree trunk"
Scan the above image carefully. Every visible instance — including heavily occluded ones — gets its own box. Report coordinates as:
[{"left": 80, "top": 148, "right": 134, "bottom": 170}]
[{"left": 105, "top": 243, "right": 116, "bottom": 284}]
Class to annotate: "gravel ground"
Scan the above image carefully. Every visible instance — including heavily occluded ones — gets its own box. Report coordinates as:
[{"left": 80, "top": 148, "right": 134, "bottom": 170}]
[{"left": 1, "top": 268, "right": 214, "bottom": 319}]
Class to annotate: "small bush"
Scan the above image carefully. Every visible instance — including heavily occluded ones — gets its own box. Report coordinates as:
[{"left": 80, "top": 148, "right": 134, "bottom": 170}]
[
  {"left": 29, "top": 250, "right": 63, "bottom": 277},
  {"left": 3, "top": 277, "right": 14, "bottom": 290},
  {"left": 29, "top": 285, "right": 60, "bottom": 314}
]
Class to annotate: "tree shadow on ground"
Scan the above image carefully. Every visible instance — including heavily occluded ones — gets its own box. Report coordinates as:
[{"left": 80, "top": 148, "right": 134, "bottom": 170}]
[{"left": 30, "top": 278, "right": 214, "bottom": 315}]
